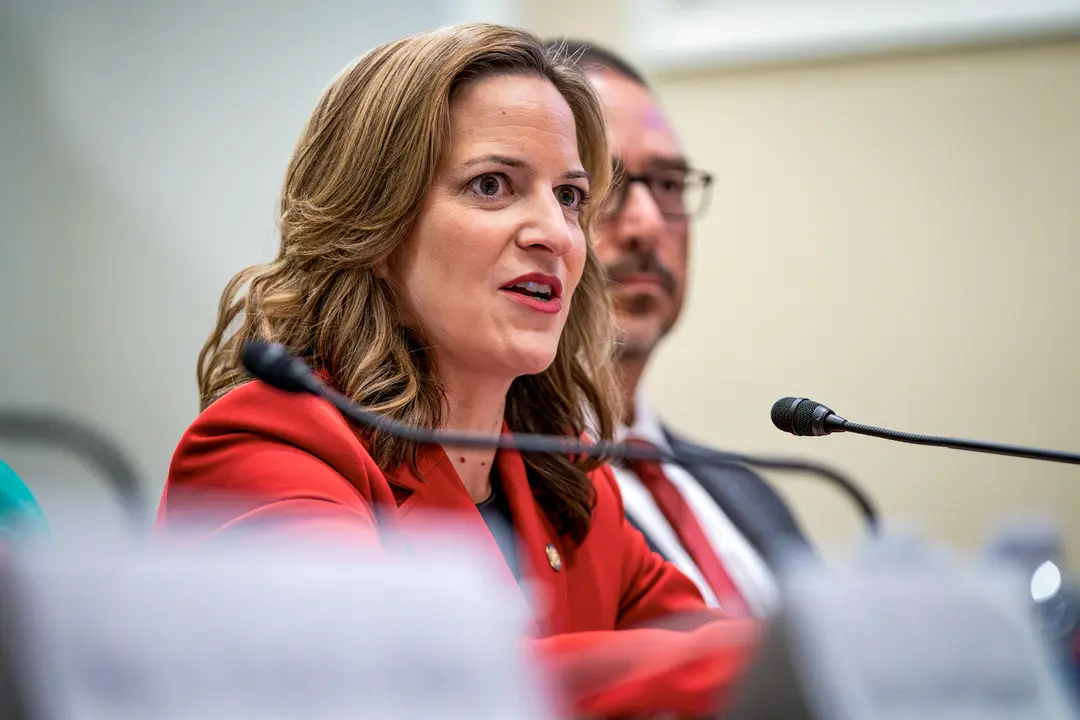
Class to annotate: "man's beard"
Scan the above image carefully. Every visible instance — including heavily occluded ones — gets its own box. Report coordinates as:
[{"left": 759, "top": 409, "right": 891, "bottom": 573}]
[
  {"left": 604, "top": 248, "right": 678, "bottom": 362},
  {"left": 612, "top": 307, "right": 673, "bottom": 361},
  {"left": 615, "top": 334, "right": 653, "bottom": 361}
]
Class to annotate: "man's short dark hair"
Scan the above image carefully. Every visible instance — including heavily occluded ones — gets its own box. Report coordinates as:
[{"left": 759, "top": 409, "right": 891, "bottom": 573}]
[{"left": 544, "top": 38, "right": 649, "bottom": 89}]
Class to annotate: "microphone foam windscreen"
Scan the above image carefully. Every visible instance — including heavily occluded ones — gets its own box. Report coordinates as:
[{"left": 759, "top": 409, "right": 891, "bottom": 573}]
[{"left": 771, "top": 397, "right": 798, "bottom": 433}]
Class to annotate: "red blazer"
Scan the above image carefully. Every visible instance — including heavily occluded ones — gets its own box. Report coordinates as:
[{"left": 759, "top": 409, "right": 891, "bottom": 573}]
[{"left": 158, "top": 380, "right": 760, "bottom": 717}]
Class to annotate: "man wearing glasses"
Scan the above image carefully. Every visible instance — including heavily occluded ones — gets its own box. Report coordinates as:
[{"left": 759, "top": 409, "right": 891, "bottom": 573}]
[{"left": 549, "top": 40, "right": 809, "bottom": 617}]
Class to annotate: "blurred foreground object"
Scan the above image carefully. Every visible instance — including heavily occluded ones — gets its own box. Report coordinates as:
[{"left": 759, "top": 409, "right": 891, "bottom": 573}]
[
  {"left": 983, "top": 522, "right": 1080, "bottom": 697},
  {"left": 0, "top": 530, "right": 547, "bottom": 720},
  {"left": 0, "top": 459, "right": 48, "bottom": 546},
  {"left": 730, "top": 528, "right": 1080, "bottom": 719}
]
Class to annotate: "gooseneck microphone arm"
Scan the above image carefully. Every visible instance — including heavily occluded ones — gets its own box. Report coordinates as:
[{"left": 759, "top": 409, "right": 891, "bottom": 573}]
[
  {"left": 241, "top": 341, "right": 880, "bottom": 528},
  {"left": 841, "top": 420, "right": 1080, "bottom": 465},
  {"left": 772, "top": 396, "right": 1080, "bottom": 466}
]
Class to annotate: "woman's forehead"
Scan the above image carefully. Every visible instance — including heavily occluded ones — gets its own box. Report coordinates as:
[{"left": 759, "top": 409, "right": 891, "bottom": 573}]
[{"left": 445, "top": 76, "right": 582, "bottom": 169}]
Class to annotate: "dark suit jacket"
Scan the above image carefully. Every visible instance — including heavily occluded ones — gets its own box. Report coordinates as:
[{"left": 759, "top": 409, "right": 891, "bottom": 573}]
[{"left": 650, "top": 426, "right": 812, "bottom": 569}]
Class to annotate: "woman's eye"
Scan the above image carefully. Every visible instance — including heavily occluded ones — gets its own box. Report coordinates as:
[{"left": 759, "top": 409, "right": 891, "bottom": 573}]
[
  {"left": 556, "top": 185, "right": 587, "bottom": 210},
  {"left": 470, "top": 173, "right": 508, "bottom": 197}
]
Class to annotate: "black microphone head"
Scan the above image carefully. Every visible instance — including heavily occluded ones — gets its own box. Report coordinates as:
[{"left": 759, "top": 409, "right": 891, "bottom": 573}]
[
  {"left": 772, "top": 397, "right": 836, "bottom": 437},
  {"left": 241, "top": 341, "right": 322, "bottom": 396},
  {"left": 771, "top": 397, "right": 802, "bottom": 435}
]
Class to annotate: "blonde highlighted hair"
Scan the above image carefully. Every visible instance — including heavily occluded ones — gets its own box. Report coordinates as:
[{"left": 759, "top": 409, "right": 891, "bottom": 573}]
[{"left": 198, "top": 23, "right": 618, "bottom": 543}]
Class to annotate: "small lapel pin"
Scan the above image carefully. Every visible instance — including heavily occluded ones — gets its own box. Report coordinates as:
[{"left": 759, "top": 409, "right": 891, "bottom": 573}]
[{"left": 546, "top": 543, "right": 562, "bottom": 571}]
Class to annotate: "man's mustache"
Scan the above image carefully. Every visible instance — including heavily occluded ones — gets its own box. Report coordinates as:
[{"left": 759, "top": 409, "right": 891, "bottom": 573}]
[{"left": 602, "top": 251, "right": 677, "bottom": 295}]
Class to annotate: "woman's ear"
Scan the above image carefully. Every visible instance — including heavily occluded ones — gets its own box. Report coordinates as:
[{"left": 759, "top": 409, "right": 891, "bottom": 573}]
[{"left": 373, "top": 249, "right": 395, "bottom": 280}]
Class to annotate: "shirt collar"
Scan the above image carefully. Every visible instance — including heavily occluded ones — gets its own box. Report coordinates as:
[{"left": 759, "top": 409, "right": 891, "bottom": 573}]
[{"left": 616, "top": 387, "right": 671, "bottom": 451}]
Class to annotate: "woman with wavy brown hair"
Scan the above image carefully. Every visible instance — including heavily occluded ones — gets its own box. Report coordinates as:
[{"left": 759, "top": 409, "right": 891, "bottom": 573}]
[{"left": 158, "top": 23, "right": 758, "bottom": 718}]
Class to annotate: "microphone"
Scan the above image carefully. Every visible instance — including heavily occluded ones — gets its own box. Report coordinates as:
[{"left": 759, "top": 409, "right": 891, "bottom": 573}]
[
  {"left": 771, "top": 396, "right": 1080, "bottom": 465},
  {"left": 241, "top": 342, "right": 880, "bottom": 527},
  {"left": 0, "top": 409, "right": 149, "bottom": 527}
]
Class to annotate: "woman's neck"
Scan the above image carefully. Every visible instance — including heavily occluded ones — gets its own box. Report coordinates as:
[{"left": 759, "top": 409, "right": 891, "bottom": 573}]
[{"left": 439, "top": 369, "right": 511, "bottom": 503}]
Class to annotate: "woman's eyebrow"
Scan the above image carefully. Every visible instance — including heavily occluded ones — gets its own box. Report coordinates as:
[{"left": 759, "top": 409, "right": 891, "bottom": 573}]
[{"left": 461, "top": 154, "right": 589, "bottom": 182}]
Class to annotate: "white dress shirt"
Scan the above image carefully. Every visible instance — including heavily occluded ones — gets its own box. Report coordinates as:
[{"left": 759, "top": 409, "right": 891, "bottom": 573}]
[{"left": 611, "top": 390, "right": 779, "bottom": 617}]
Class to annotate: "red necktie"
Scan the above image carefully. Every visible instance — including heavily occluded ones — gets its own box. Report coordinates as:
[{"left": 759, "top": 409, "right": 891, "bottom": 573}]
[{"left": 625, "top": 439, "right": 752, "bottom": 617}]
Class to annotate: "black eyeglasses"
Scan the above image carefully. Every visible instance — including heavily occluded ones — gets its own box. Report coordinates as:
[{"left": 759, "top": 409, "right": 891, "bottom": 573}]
[{"left": 600, "top": 159, "right": 713, "bottom": 221}]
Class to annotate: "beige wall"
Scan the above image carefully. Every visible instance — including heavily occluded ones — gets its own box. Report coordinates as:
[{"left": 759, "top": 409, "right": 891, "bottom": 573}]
[
  {"left": 527, "top": 2, "right": 1080, "bottom": 558},
  {"left": 0, "top": 0, "right": 516, "bottom": 533}
]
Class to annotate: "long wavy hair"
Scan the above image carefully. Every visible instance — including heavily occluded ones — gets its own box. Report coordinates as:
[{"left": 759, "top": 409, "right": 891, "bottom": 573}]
[{"left": 197, "top": 24, "right": 619, "bottom": 544}]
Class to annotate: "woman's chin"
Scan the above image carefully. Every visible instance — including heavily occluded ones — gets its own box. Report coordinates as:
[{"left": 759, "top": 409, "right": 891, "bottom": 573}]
[{"left": 502, "top": 346, "right": 560, "bottom": 378}]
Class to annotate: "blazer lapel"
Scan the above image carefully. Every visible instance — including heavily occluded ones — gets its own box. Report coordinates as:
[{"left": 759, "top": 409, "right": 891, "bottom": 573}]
[
  {"left": 381, "top": 444, "right": 476, "bottom": 516},
  {"left": 495, "top": 436, "right": 570, "bottom": 636}
]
